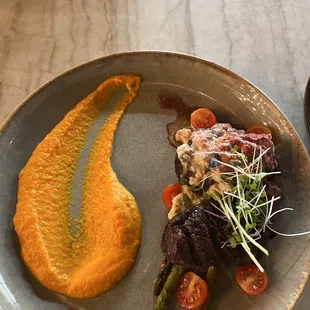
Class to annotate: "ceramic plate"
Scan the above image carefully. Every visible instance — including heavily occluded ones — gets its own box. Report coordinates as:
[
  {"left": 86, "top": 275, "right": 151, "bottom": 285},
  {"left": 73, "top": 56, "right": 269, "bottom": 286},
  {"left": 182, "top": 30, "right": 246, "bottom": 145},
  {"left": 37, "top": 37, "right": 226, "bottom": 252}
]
[{"left": 0, "top": 52, "right": 309, "bottom": 310}]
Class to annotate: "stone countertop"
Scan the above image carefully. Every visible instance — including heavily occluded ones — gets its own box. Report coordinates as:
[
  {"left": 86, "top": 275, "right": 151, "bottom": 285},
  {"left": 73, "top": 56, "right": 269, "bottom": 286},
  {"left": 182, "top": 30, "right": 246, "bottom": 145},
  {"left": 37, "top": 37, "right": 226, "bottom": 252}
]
[{"left": 0, "top": 0, "right": 309, "bottom": 309}]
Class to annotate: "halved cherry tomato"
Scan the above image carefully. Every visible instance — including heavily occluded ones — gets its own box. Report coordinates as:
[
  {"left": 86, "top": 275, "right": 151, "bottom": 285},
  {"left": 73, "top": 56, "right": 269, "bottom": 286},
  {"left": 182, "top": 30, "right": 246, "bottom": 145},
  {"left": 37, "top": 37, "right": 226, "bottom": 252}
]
[
  {"left": 190, "top": 108, "right": 216, "bottom": 129},
  {"left": 236, "top": 264, "right": 268, "bottom": 296},
  {"left": 176, "top": 272, "right": 208, "bottom": 309},
  {"left": 162, "top": 184, "right": 182, "bottom": 210},
  {"left": 246, "top": 125, "right": 272, "bottom": 135}
]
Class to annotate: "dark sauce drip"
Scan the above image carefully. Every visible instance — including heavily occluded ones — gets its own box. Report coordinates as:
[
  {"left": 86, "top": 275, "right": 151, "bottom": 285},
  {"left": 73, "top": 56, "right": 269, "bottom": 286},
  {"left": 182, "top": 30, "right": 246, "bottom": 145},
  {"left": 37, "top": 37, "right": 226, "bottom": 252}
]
[{"left": 158, "top": 90, "right": 198, "bottom": 147}]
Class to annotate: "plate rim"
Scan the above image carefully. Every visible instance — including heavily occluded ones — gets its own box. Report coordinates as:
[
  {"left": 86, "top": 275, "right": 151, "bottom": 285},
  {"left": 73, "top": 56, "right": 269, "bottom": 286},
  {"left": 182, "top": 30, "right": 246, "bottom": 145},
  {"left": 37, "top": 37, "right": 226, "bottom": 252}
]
[
  {"left": 1, "top": 50, "right": 309, "bottom": 308},
  {"left": 0, "top": 51, "right": 301, "bottom": 137},
  {"left": 304, "top": 77, "right": 310, "bottom": 138}
]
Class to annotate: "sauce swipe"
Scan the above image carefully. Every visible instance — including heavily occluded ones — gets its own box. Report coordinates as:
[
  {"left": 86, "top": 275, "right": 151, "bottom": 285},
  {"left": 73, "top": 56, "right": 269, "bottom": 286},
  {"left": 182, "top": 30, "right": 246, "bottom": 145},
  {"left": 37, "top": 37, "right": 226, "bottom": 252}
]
[
  {"left": 158, "top": 90, "right": 198, "bottom": 147},
  {"left": 14, "top": 74, "right": 142, "bottom": 299}
]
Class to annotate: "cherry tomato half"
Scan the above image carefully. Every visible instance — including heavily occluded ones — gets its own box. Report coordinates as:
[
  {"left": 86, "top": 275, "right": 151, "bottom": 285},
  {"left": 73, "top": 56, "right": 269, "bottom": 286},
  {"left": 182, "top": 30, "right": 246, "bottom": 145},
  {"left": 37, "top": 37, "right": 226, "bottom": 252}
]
[
  {"left": 162, "top": 184, "right": 182, "bottom": 210},
  {"left": 176, "top": 272, "right": 208, "bottom": 309},
  {"left": 190, "top": 108, "right": 216, "bottom": 129},
  {"left": 246, "top": 125, "right": 272, "bottom": 135},
  {"left": 236, "top": 264, "right": 268, "bottom": 296}
]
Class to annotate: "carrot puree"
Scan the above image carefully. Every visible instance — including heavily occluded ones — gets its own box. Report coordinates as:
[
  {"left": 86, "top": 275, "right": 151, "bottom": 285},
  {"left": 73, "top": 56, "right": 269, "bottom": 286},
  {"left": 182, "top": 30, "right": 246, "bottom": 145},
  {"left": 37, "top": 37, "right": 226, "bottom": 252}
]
[{"left": 13, "top": 74, "right": 142, "bottom": 298}]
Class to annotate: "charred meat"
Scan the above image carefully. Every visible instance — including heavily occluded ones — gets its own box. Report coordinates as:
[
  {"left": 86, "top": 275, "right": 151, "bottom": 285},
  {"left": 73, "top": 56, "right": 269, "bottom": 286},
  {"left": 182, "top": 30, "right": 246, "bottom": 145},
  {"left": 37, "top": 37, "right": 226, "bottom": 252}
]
[{"left": 162, "top": 203, "right": 274, "bottom": 271}]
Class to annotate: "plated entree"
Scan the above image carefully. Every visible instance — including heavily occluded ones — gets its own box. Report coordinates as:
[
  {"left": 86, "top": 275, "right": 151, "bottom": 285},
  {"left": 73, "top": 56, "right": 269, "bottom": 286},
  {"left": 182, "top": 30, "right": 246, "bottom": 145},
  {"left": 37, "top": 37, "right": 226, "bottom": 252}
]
[
  {"left": 12, "top": 72, "right": 308, "bottom": 307},
  {"left": 154, "top": 106, "right": 284, "bottom": 309}
]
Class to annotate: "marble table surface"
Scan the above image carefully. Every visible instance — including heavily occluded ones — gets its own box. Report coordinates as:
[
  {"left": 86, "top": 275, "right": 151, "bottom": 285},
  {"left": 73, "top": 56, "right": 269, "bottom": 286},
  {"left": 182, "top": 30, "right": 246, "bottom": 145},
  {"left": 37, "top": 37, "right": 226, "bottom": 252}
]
[{"left": 0, "top": 0, "right": 309, "bottom": 309}]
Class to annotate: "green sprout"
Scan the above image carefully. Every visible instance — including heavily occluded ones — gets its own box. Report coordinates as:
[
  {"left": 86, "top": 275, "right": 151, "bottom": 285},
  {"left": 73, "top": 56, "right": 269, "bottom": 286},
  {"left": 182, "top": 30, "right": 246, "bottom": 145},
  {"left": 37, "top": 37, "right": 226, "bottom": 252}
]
[{"left": 188, "top": 146, "right": 310, "bottom": 272}]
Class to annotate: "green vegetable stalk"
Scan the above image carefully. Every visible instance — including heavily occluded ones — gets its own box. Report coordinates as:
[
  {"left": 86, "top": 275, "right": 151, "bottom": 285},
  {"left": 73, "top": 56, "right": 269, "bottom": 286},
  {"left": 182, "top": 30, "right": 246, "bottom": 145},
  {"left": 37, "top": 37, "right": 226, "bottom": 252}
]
[
  {"left": 200, "top": 266, "right": 217, "bottom": 310},
  {"left": 154, "top": 265, "right": 183, "bottom": 310},
  {"left": 153, "top": 259, "right": 173, "bottom": 296},
  {"left": 206, "top": 266, "right": 217, "bottom": 285}
]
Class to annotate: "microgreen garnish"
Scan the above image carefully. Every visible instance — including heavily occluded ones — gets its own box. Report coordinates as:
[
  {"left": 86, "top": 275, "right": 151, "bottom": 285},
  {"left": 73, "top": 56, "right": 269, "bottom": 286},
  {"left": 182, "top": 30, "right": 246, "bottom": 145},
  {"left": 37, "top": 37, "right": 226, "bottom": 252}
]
[
  {"left": 202, "top": 146, "right": 310, "bottom": 271},
  {"left": 206, "top": 147, "right": 279, "bottom": 272},
  {"left": 188, "top": 146, "right": 310, "bottom": 272}
]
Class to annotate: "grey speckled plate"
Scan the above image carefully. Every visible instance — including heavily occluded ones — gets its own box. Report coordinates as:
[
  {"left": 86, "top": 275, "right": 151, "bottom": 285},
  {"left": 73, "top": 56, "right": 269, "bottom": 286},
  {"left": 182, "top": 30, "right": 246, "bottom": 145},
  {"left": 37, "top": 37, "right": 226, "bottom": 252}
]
[{"left": 0, "top": 52, "right": 309, "bottom": 310}]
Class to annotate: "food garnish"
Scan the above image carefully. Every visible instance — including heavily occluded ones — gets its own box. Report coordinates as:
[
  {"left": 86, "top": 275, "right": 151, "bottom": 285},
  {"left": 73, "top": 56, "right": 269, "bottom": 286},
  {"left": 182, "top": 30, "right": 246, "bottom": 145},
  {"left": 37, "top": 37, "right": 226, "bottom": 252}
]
[
  {"left": 236, "top": 264, "right": 268, "bottom": 295},
  {"left": 190, "top": 108, "right": 216, "bottom": 129},
  {"left": 14, "top": 74, "right": 142, "bottom": 298},
  {"left": 162, "top": 184, "right": 183, "bottom": 210},
  {"left": 207, "top": 145, "right": 281, "bottom": 272},
  {"left": 176, "top": 272, "right": 208, "bottom": 309}
]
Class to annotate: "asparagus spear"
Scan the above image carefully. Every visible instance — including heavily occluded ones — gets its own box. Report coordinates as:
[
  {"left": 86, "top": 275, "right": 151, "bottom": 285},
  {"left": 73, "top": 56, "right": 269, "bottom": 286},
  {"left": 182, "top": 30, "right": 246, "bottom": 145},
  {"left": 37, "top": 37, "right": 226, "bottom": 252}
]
[
  {"left": 153, "top": 259, "right": 173, "bottom": 296},
  {"left": 154, "top": 265, "right": 183, "bottom": 310},
  {"left": 206, "top": 266, "right": 217, "bottom": 286},
  {"left": 201, "top": 266, "right": 217, "bottom": 310}
]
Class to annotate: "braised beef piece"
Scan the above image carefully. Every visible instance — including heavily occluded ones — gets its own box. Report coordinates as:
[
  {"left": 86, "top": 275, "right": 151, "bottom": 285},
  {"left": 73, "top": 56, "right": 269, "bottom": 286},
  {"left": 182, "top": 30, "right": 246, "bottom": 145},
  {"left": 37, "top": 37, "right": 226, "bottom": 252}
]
[
  {"left": 161, "top": 203, "right": 274, "bottom": 271},
  {"left": 202, "top": 203, "right": 274, "bottom": 265},
  {"left": 161, "top": 205, "right": 219, "bottom": 270}
]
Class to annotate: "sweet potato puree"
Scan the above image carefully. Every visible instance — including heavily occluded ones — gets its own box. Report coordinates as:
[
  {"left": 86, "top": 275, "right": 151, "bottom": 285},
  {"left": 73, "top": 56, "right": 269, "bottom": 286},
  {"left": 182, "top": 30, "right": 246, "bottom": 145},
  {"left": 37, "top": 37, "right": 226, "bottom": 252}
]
[{"left": 13, "top": 74, "right": 142, "bottom": 298}]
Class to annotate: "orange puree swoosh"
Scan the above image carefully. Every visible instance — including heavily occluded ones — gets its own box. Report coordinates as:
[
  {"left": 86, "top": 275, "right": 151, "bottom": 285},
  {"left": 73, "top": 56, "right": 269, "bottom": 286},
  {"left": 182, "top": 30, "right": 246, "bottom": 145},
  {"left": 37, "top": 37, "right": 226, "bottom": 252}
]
[{"left": 13, "top": 74, "right": 142, "bottom": 298}]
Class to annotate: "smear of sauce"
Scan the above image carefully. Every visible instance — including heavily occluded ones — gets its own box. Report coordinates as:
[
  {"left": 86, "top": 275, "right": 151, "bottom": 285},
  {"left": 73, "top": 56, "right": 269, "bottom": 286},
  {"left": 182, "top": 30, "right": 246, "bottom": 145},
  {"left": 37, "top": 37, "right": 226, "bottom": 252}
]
[
  {"left": 158, "top": 90, "right": 198, "bottom": 147},
  {"left": 13, "top": 75, "right": 142, "bottom": 299}
]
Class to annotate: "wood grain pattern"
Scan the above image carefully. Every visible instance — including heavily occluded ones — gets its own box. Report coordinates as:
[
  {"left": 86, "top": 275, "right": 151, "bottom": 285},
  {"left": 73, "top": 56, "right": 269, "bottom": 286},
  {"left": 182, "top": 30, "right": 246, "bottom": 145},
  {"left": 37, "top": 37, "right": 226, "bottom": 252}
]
[{"left": 0, "top": 0, "right": 309, "bottom": 308}]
